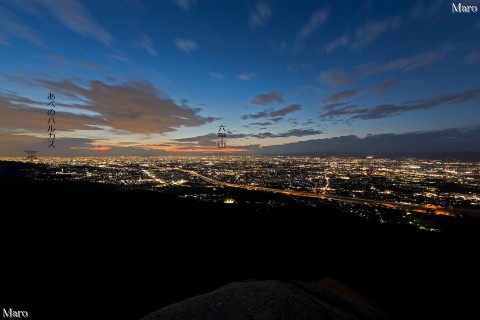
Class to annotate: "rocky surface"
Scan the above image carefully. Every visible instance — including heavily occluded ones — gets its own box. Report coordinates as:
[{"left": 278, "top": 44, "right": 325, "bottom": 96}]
[{"left": 142, "top": 278, "right": 388, "bottom": 320}]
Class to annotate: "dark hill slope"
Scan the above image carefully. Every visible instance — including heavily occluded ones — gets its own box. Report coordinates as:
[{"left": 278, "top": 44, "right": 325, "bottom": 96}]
[{"left": 1, "top": 161, "right": 479, "bottom": 319}]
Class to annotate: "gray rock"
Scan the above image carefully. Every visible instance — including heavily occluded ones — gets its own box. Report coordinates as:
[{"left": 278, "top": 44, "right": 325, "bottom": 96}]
[{"left": 142, "top": 278, "right": 388, "bottom": 320}]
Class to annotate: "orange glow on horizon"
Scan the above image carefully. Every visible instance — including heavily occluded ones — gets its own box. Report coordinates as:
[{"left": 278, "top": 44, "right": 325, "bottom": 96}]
[
  {"left": 71, "top": 146, "right": 112, "bottom": 151},
  {"left": 141, "top": 145, "right": 251, "bottom": 153}
]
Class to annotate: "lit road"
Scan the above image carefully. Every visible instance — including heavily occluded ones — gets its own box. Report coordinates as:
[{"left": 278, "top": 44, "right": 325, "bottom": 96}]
[{"left": 170, "top": 167, "right": 480, "bottom": 217}]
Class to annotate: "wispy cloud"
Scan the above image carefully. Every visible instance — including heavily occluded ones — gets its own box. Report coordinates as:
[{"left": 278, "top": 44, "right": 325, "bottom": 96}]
[
  {"left": 318, "top": 68, "right": 352, "bottom": 88},
  {"left": 351, "top": 17, "right": 402, "bottom": 50},
  {"left": 373, "top": 80, "right": 400, "bottom": 91},
  {"left": 176, "top": 127, "right": 319, "bottom": 143},
  {"left": 271, "top": 104, "right": 302, "bottom": 117},
  {"left": 319, "top": 103, "right": 366, "bottom": 119},
  {"left": 298, "top": 8, "right": 330, "bottom": 39},
  {"left": 249, "top": 1, "right": 272, "bottom": 30},
  {"left": 249, "top": 122, "right": 272, "bottom": 126},
  {"left": 0, "top": 32, "right": 8, "bottom": 45},
  {"left": 286, "top": 62, "right": 314, "bottom": 74},
  {"left": 381, "top": 46, "right": 452, "bottom": 71},
  {"left": 206, "top": 70, "right": 225, "bottom": 79},
  {"left": 323, "top": 88, "right": 364, "bottom": 103},
  {"left": 176, "top": 133, "right": 248, "bottom": 143},
  {"left": 408, "top": 1, "right": 444, "bottom": 21},
  {"left": 322, "top": 80, "right": 400, "bottom": 102},
  {"left": 175, "top": 129, "right": 322, "bottom": 146},
  {"left": 465, "top": 51, "right": 480, "bottom": 64},
  {"left": 123, "top": 0, "right": 144, "bottom": 10},
  {"left": 253, "top": 129, "right": 321, "bottom": 139},
  {"left": 319, "top": 87, "right": 480, "bottom": 121},
  {"left": 320, "top": 46, "right": 453, "bottom": 88},
  {"left": 241, "top": 104, "right": 302, "bottom": 120},
  {"left": 250, "top": 91, "right": 284, "bottom": 105},
  {"left": 276, "top": 129, "right": 321, "bottom": 137},
  {"left": 172, "top": 0, "right": 196, "bottom": 11},
  {"left": 238, "top": 73, "right": 257, "bottom": 81},
  {"left": 174, "top": 38, "right": 198, "bottom": 53},
  {"left": 325, "top": 16, "right": 402, "bottom": 53},
  {"left": 0, "top": 6, "right": 44, "bottom": 46},
  {"left": 108, "top": 52, "right": 130, "bottom": 63},
  {"left": 295, "top": 8, "right": 329, "bottom": 50},
  {"left": 135, "top": 32, "right": 157, "bottom": 56},
  {"left": 41, "top": 0, "right": 113, "bottom": 45},
  {"left": 324, "top": 36, "right": 349, "bottom": 54}
]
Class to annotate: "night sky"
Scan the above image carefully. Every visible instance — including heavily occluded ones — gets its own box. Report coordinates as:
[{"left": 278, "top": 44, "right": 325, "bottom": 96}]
[{"left": 1, "top": 0, "right": 480, "bottom": 156}]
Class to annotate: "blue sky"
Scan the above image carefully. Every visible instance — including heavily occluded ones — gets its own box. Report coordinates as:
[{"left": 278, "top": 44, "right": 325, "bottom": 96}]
[{"left": 1, "top": 0, "right": 480, "bottom": 156}]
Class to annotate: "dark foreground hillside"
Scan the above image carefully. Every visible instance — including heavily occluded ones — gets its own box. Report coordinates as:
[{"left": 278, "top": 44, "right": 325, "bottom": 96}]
[{"left": 1, "top": 161, "right": 479, "bottom": 319}]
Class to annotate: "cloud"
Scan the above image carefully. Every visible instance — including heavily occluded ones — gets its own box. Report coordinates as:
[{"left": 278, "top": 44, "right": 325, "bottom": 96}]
[
  {"left": 36, "top": 79, "right": 217, "bottom": 134},
  {"left": 270, "top": 104, "right": 302, "bottom": 117},
  {"left": 176, "top": 132, "right": 248, "bottom": 143},
  {"left": 0, "top": 134, "right": 114, "bottom": 157},
  {"left": 0, "top": 32, "right": 8, "bottom": 45},
  {"left": 40, "top": 0, "right": 113, "bottom": 45},
  {"left": 326, "top": 0, "right": 446, "bottom": 55},
  {"left": 177, "top": 127, "right": 320, "bottom": 143},
  {"left": 373, "top": 80, "right": 400, "bottom": 91},
  {"left": 253, "top": 128, "right": 321, "bottom": 139},
  {"left": 408, "top": 1, "right": 444, "bottom": 21},
  {"left": 351, "top": 17, "right": 402, "bottom": 50},
  {"left": 286, "top": 62, "right": 314, "bottom": 74},
  {"left": 323, "top": 88, "right": 364, "bottom": 103},
  {"left": 0, "top": 91, "right": 102, "bottom": 133},
  {"left": 319, "top": 46, "right": 452, "bottom": 88},
  {"left": 174, "top": 38, "right": 198, "bottom": 53},
  {"left": 172, "top": 0, "right": 196, "bottom": 11},
  {"left": 319, "top": 103, "right": 366, "bottom": 119},
  {"left": 325, "top": 16, "right": 402, "bottom": 53},
  {"left": 295, "top": 8, "right": 329, "bottom": 50},
  {"left": 319, "top": 68, "right": 352, "bottom": 88},
  {"left": 238, "top": 73, "right": 257, "bottom": 81},
  {"left": 322, "top": 80, "right": 399, "bottom": 103},
  {"left": 206, "top": 70, "right": 225, "bottom": 79},
  {"left": 324, "top": 36, "right": 349, "bottom": 54},
  {"left": 242, "top": 104, "right": 302, "bottom": 120},
  {"left": 0, "top": 6, "right": 44, "bottom": 46},
  {"left": 108, "top": 52, "right": 130, "bottom": 63},
  {"left": 466, "top": 51, "right": 480, "bottom": 64},
  {"left": 136, "top": 32, "right": 157, "bottom": 56},
  {"left": 381, "top": 46, "right": 452, "bottom": 71},
  {"left": 175, "top": 133, "right": 217, "bottom": 142},
  {"left": 241, "top": 111, "right": 268, "bottom": 120},
  {"left": 123, "top": 0, "right": 144, "bottom": 10},
  {"left": 250, "top": 91, "right": 284, "bottom": 105},
  {"left": 249, "top": 1, "right": 272, "bottom": 30},
  {"left": 276, "top": 129, "right": 321, "bottom": 137},
  {"left": 259, "top": 126, "right": 480, "bottom": 155},
  {"left": 249, "top": 122, "right": 272, "bottom": 126},
  {"left": 319, "top": 87, "right": 480, "bottom": 120}
]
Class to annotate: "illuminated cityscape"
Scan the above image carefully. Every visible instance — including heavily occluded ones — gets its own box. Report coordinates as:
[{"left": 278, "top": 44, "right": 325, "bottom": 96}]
[{"left": 6, "top": 156, "right": 479, "bottom": 231}]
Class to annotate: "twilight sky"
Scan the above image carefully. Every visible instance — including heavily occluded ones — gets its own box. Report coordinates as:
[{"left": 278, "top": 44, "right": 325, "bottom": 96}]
[{"left": 1, "top": 0, "right": 480, "bottom": 156}]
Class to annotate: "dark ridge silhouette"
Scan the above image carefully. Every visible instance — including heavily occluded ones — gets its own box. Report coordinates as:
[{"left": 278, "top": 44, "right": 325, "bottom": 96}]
[
  {"left": 142, "top": 279, "right": 388, "bottom": 320},
  {"left": 263, "top": 151, "right": 480, "bottom": 161},
  {"left": 1, "top": 161, "right": 479, "bottom": 320}
]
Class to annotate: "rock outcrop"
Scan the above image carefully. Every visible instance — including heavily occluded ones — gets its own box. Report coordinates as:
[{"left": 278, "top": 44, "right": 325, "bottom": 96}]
[{"left": 142, "top": 278, "right": 388, "bottom": 320}]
